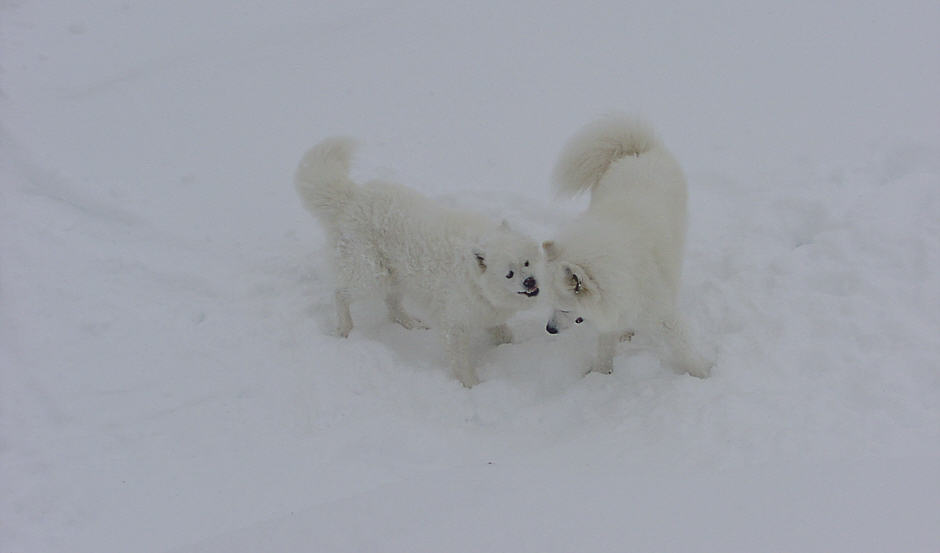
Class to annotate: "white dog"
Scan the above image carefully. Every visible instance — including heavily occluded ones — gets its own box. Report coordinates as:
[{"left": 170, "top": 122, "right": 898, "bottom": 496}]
[
  {"left": 542, "top": 115, "right": 711, "bottom": 378},
  {"left": 295, "top": 137, "right": 541, "bottom": 387}
]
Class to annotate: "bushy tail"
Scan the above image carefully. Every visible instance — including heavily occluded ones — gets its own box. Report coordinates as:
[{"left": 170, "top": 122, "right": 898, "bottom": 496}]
[
  {"left": 294, "top": 136, "right": 357, "bottom": 220},
  {"left": 552, "top": 114, "right": 661, "bottom": 197}
]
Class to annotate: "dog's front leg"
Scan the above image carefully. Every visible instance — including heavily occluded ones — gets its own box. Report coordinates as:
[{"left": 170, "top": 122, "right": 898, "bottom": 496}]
[
  {"left": 334, "top": 289, "right": 353, "bottom": 338},
  {"left": 442, "top": 326, "right": 478, "bottom": 387},
  {"left": 590, "top": 331, "right": 619, "bottom": 374}
]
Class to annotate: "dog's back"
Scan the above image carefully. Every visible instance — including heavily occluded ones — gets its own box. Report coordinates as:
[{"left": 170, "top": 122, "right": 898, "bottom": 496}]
[
  {"left": 295, "top": 138, "right": 501, "bottom": 302},
  {"left": 553, "top": 115, "right": 661, "bottom": 197},
  {"left": 553, "top": 115, "right": 686, "bottom": 217},
  {"left": 553, "top": 115, "right": 688, "bottom": 288}
]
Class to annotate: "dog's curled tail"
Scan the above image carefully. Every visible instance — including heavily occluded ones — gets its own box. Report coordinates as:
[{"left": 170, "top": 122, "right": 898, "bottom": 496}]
[
  {"left": 295, "top": 136, "right": 357, "bottom": 220},
  {"left": 552, "top": 114, "right": 661, "bottom": 197}
]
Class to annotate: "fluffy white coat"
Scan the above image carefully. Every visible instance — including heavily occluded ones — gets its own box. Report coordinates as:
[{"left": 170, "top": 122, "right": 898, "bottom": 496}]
[
  {"left": 543, "top": 115, "right": 711, "bottom": 377},
  {"left": 295, "top": 137, "right": 541, "bottom": 387}
]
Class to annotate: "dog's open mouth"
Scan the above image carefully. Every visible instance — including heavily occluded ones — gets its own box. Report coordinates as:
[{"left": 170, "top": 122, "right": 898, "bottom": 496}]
[{"left": 518, "top": 288, "right": 539, "bottom": 297}]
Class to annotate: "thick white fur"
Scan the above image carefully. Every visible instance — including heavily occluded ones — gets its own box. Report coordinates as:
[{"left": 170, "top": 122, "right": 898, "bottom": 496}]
[
  {"left": 543, "top": 115, "right": 711, "bottom": 378},
  {"left": 295, "top": 137, "right": 541, "bottom": 387}
]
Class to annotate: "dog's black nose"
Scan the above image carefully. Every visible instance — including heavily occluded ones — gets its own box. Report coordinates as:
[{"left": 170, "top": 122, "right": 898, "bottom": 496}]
[
  {"left": 546, "top": 323, "right": 558, "bottom": 334},
  {"left": 523, "top": 276, "right": 536, "bottom": 289}
]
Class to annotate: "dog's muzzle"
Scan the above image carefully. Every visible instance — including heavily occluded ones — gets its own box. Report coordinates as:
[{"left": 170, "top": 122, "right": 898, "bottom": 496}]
[
  {"left": 518, "top": 276, "right": 539, "bottom": 297},
  {"left": 546, "top": 323, "right": 558, "bottom": 334}
]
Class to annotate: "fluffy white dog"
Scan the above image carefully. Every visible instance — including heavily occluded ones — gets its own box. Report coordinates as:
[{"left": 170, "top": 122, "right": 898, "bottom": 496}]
[
  {"left": 542, "top": 115, "right": 711, "bottom": 378},
  {"left": 295, "top": 137, "right": 541, "bottom": 387}
]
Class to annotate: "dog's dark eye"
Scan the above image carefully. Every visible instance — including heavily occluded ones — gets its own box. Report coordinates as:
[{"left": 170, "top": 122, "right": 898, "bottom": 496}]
[
  {"left": 575, "top": 317, "right": 583, "bottom": 324},
  {"left": 524, "top": 261, "right": 529, "bottom": 267},
  {"left": 506, "top": 271, "right": 514, "bottom": 279}
]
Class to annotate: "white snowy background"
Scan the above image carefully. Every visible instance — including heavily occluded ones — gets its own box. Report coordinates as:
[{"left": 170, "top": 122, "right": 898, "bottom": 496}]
[{"left": 2, "top": 1, "right": 939, "bottom": 551}]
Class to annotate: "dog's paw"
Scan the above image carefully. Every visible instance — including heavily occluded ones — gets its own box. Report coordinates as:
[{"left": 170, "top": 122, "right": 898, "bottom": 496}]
[
  {"left": 619, "top": 330, "right": 635, "bottom": 342},
  {"left": 456, "top": 369, "right": 480, "bottom": 388},
  {"left": 686, "top": 362, "right": 712, "bottom": 379},
  {"left": 674, "top": 359, "right": 712, "bottom": 378},
  {"left": 335, "top": 325, "right": 352, "bottom": 338},
  {"left": 588, "top": 362, "right": 613, "bottom": 375}
]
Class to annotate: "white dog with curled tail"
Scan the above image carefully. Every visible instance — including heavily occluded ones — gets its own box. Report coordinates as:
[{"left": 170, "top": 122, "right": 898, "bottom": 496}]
[
  {"left": 295, "top": 137, "right": 542, "bottom": 387},
  {"left": 542, "top": 115, "right": 712, "bottom": 378}
]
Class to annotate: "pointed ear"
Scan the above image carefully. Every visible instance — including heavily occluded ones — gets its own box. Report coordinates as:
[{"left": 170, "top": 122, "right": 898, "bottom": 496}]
[
  {"left": 542, "top": 240, "right": 558, "bottom": 261},
  {"left": 471, "top": 248, "right": 487, "bottom": 272},
  {"left": 499, "top": 219, "right": 511, "bottom": 232},
  {"left": 563, "top": 263, "right": 595, "bottom": 296}
]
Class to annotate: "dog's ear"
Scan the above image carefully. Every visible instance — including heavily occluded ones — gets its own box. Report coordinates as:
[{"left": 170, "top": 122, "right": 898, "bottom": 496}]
[
  {"left": 542, "top": 240, "right": 558, "bottom": 261},
  {"left": 563, "top": 263, "right": 594, "bottom": 296},
  {"left": 471, "top": 248, "right": 487, "bottom": 273},
  {"left": 499, "top": 219, "right": 511, "bottom": 232}
]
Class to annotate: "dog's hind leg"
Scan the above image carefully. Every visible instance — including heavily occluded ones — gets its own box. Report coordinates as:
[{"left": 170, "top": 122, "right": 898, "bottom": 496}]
[
  {"left": 487, "top": 324, "right": 513, "bottom": 345},
  {"left": 589, "top": 332, "right": 619, "bottom": 374},
  {"left": 334, "top": 289, "right": 354, "bottom": 337},
  {"left": 658, "top": 317, "right": 711, "bottom": 378},
  {"left": 385, "top": 288, "right": 429, "bottom": 330}
]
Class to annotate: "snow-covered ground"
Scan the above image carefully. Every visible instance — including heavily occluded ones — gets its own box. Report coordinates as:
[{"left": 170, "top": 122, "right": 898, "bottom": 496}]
[{"left": 2, "top": 1, "right": 939, "bottom": 551}]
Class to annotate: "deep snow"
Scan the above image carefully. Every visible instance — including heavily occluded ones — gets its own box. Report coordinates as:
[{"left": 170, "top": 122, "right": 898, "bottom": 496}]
[{"left": 2, "top": 1, "right": 939, "bottom": 552}]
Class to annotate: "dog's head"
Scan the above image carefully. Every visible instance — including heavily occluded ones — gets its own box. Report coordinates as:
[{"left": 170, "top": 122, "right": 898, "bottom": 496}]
[
  {"left": 541, "top": 240, "right": 612, "bottom": 334},
  {"left": 468, "top": 222, "right": 541, "bottom": 309}
]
